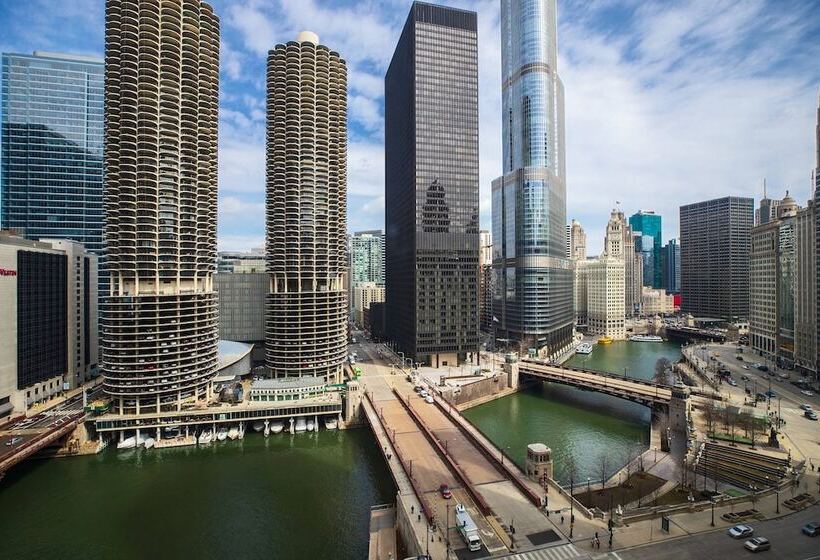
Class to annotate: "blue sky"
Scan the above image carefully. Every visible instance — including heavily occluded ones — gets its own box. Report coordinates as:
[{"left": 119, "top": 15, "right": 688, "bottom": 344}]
[{"left": 2, "top": 0, "right": 819, "bottom": 253}]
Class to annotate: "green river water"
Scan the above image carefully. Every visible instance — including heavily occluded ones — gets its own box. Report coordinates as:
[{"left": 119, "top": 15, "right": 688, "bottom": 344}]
[
  {"left": 0, "top": 429, "right": 394, "bottom": 560},
  {"left": 0, "top": 341, "right": 680, "bottom": 558},
  {"left": 464, "top": 340, "right": 682, "bottom": 484}
]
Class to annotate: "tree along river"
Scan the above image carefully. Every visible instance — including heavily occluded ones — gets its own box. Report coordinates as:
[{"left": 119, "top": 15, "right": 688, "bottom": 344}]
[
  {"left": 464, "top": 340, "right": 682, "bottom": 484},
  {"left": 0, "top": 428, "right": 394, "bottom": 560}
]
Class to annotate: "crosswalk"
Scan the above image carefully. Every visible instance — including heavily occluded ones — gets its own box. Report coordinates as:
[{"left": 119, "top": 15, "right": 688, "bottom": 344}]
[{"left": 505, "top": 543, "right": 590, "bottom": 560}]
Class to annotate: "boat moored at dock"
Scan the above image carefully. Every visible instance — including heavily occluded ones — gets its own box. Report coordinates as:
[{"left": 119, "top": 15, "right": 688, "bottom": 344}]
[
  {"left": 629, "top": 335, "right": 664, "bottom": 343},
  {"left": 575, "top": 343, "right": 593, "bottom": 355}
]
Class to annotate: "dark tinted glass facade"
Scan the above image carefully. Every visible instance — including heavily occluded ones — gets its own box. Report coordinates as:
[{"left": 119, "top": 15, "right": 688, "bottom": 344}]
[
  {"left": 0, "top": 52, "right": 103, "bottom": 255},
  {"left": 16, "top": 250, "right": 67, "bottom": 389},
  {"left": 680, "top": 196, "right": 753, "bottom": 320},
  {"left": 385, "top": 2, "right": 479, "bottom": 365}
]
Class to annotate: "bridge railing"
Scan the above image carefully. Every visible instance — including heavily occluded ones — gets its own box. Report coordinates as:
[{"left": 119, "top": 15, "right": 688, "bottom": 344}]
[
  {"left": 0, "top": 413, "right": 84, "bottom": 475},
  {"left": 520, "top": 359, "right": 668, "bottom": 388}
]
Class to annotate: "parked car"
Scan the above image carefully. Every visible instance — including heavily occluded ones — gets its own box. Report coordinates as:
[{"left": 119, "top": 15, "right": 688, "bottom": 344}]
[
  {"left": 728, "top": 524, "right": 754, "bottom": 539},
  {"left": 805, "top": 410, "right": 818, "bottom": 421},
  {"left": 765, "top": 390, "right": 777, "bottom": 398},
  {"left": 439, "top": 484, "right": 452, "bottom": 500},
  {"left": 425, "top": 395, "right": 434, "bottom": 404},
  {"left": 802, "top": 390, "right": 815, "bottom": 396},
  {"left": 757, "top": 365, "right": 769, "bottom": 372},
  {"left": 736, "top": 355, "right": 744, "bottom": 361},
  {"left": 419, "top": 390, "right": 429, "bottom": 399},
  {"left": 802, "top": 522, "right": 820, "bottom": 537},
  {"left": 743, "top": 365, "right": 750, "bottom": 370},
  {"left": 727, "top": 378, "right": 738, "bottom": 387},
  {"left": 743, "top": 537, "right": 770, "bottom": 552}
]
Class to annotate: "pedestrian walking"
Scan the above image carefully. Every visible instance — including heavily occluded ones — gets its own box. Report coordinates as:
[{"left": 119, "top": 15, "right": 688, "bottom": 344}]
[
  {"left": 411, "top": 505, "right": 414, "bottom": 514},
  {"left": 560, "top": 515, "right": 564, "bottom": 524}
]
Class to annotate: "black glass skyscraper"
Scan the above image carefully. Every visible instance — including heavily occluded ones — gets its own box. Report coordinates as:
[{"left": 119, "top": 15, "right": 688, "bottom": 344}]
[{"left": 385, "top": 2, "right": 479, "bottom": 367}]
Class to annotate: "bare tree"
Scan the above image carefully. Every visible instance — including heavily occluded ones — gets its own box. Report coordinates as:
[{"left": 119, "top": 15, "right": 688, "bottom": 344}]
[
  {"left": 702, "top": 400, "right": 717, "bottom": 435},
  {"left": 622, "top": 447, "right": 634, "bottom": 487},
  {"left": 653, "top": 358, "right": 674, "bottom": 386},
  {"left": 598, "top": 453, "right": 610, "bottom": 492}
]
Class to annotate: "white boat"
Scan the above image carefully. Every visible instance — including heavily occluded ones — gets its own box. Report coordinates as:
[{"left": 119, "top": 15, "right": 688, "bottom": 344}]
[
  {"left": 629, "top": 335, "right": 663, "bottom": 343},
  {"left": 324, "top": 417, "right": 338, "bottom": 430},
  {"left": 137, "top": 433, "right": 150, "bottom": 447},
  {"left": 198, "top": 430, "right": 213, "bottom": 445},
  {"left": 294, "top": 418, "right": 307, "bottom": 433},
  {"left": 306, "top": 419, "right": 315, "bottom": 432},
  {"left": 143, "top": 437, "right": 156, "bottom": 449},
  {"left": 575, "top": 343, "right": 593, "bottom": 355},
  {"left": 270, "top": 421, "right": 284, "bottom": 434},
  {"left": 252, "top": 421, "right": 265, "bottom": 433},
  {"left": 216, "top": 427, "right": 228, "bottom": 441},
  {"left": 228, "top": 427, "right": 239, "bottom": 440},
  {"left": 117, "top": 436, "right": 136, "bottom": 450}
]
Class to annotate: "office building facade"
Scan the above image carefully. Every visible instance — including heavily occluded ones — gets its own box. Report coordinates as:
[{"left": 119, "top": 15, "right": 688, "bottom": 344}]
[
  {"left": 217, "top": 248, "right": 265, "bottom": 273},
  {"left": 629, "top": 211, "right": 662, "bottom": 288},
  {"left": 492, "top": 0, "right": 573, "bottom": 359},
  {"left": 661, "top": 239, "right": 680, "bottom": 294},
  {"left": 385, "top": 3, "right": 480, "bottom": 367},
  {"left": 101, "top": 0, "right": 220, "bottom": 415},
  {"left": 0, "top": 233, "right": 97, "bottom": 416},
  {"left": 568, "top": 219, "right": 586, "bottom": 260},
  {"left": 350, "top": 230, "right": 384, "bottom": 286},
  {"left": 586, "top": 257, "right": 625, "bottom": 340},
  {"left": 266, "top": 31, "right": 348, "bottom": 383},
  {"left": 750, "top": 194, "right": 799, "bottom": 365},
  {"left": 479, "top": 230, "right": 493, "bottom": 332},
  {"left": 680, "top": 196, "right": 753, "bottom": 320},
  {"left": 215, "top": 273, "right": 267, "bottom": 343},
  {"left": 794, "top": 200, "right": 815, "bottom": 375},
  {"left": 1, "top": 52, "right": 104, "bottom": 254}
]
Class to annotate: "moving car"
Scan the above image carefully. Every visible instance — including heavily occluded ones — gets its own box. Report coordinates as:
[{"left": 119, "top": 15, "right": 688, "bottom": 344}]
[
  {"left": 743, "top": 537, "right": 770, "bottom": 552},
  {"left": 727, "top": 378, "right": 737, "bottom": 387},
  {"left": 736, "top": 355, "right": 744, "bottom": 361},
  {"left": 800, "top": 404, "right": 813, "bottom": 411},
  {"left": 424, "top": 395, "right": 434, "bottom": 404},
  {"left": 743, "top": 365, "right": 749, "bottom": 370},
  {"left": 728, "top": 524, "right": 754, "bottom": 539},
  {"left": 439, "top": 484, "right": 452, "bottom": 499},
  {"left": 802, "top": 390, "right": 815, "bottom": 396},
  {"left": 805, "top": 410, "right": 818, "bottom": 421},
  {"left": 802, "top": 522, "right": 820, "bottom": 537},
  {"left": 5, "top": 436, "right": 22, "bottom": 446}
]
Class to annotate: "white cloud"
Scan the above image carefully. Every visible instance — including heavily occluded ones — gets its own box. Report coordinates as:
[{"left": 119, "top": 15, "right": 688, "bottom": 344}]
[
  {"left": 220, "top": 39, "right": 244, "bottom": 80},
  {"left": 348, "top": 140, "right": 384, "bottom": 197},
  {"left": 217, "top": 234, "right": 266, "bottom": 252},
  {"left": 349, "top": 94, "right": 383, "bottom": 133}
]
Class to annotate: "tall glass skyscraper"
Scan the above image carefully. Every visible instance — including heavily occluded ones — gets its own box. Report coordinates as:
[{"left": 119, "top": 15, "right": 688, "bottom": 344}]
[
  {"left": 350, "top": 230, "right": 384, "bottom": 286},
  {"left": 492, "top": 0, "right": 573, "bottom": 358},
  {"left": 629, "top": 210, "right": 662, "bottom": 288},
  {"left": 0, "top": 52, "right": 103, "bottom": 254}
]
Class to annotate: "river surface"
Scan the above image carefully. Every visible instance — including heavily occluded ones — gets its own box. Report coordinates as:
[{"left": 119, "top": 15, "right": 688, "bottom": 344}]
[
  {"left": 464, "top": 340, "right": 682, "bottom": 485},
  {"left": 0, "top": 341, "right": 681, "bottom": 557},
  {"left": 0, "top": 429, "right": 394, "bottom": 560}
]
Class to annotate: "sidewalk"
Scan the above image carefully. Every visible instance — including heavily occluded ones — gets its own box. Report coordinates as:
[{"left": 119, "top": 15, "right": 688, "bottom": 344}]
[{"left": 26, "top": 377, "right": 102, "bottom": 416}]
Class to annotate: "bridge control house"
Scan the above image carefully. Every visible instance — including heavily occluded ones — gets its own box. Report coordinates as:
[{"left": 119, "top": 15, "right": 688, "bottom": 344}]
[{"left": 0, "top": 232, "right": 98, "bottom": 418}]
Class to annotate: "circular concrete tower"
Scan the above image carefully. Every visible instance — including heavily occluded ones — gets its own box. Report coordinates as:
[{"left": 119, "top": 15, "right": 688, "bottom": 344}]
[
  {"left": 265, "top": 32, "right": 348, "bottom": 383},
  {"left": 102, "top": 0, "right": 220, "bottom": 414}
]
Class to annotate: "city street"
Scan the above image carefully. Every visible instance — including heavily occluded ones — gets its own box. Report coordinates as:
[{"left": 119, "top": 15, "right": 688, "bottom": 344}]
[
  {"left": 603, "top": 504, "right": 820, "bottom": 560},
  {"left": 694, "top": 343, "right": 820, "bottom": 466}
]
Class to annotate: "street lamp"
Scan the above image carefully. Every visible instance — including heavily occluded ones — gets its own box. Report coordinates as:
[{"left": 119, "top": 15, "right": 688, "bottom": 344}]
[
  {"left": 587, "top": 477, "right": 591, "bottom": 497},
  {"left": 710, "top": 497, "right": 716, "bottom": 527}
]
